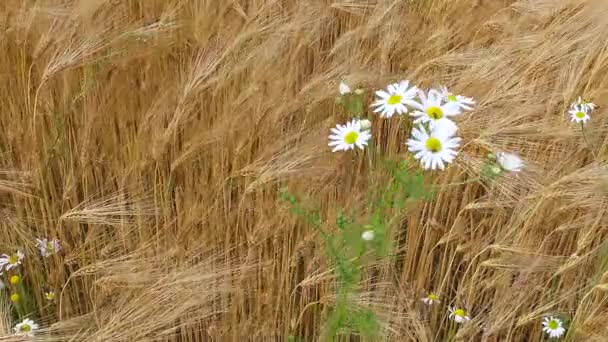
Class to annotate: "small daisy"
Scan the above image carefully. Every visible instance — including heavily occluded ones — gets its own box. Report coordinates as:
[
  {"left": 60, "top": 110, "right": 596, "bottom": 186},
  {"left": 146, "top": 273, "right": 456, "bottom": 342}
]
[
  {"left": 0, "top": 250, "right": 25, "bottom": 271},
  {"left": 409, "top": 88, "right": 461, "bottom": 132},
  {"left": 568, "top": 104, "right": 591, "bottom": 124},
  {"left": 406, "top": 122, "right": 461, "bottom": 170},
  {"left": 361, "top": 230, "right": 375, "bottom": 241},
  {"left": 437, "top": 86, "right": 476, "bottom": 111},
  {"left": 496, "top": 152, "right": 523, "bottom": 173},
  {"left": 339, "top": 81, "right": 351, "bottom": 95},
  {"left": 542, "top": 316, "right": 566, "bottom": 339},
  {"left": 36, "top": 238, "right": 61, "bottom": 257},
  {"left": 421, "top": 293, "right": 439, "bottom": 305},
  {"left": 448, "top": 306, "right": 471, "bottom": 323},
  {"left": 328, "top": 119, "right": 372, "bottom": 152},
  {"left": 371, "top": 80, "right": 418, "bottom": 118},
  {"left": 14, "top": 318, "right": 39, "bottom": 337},
  {"left": 573, "top": 96, "right": 596, "bottom": 112},
  {"left": 45, "top": 291, "right": 56, "bottom": 301}
]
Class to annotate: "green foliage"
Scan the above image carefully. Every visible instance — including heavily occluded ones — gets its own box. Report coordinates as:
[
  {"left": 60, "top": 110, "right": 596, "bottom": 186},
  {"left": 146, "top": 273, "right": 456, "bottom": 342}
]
[
  {"left": 337, "top": 91, "right": 365, "bottom": 118},
  {"left": 279, "top": 156, "right": 433, "bottom": 340}
]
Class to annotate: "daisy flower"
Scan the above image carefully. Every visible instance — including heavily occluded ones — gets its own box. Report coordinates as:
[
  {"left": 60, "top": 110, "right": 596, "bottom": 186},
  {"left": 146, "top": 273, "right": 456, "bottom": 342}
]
[
  {"left": 421, "top": 293, "right": 439, "bottom": 305},
  {"left": 0, "top": 250, "right": 25, "bottom": 271},
  {"left": 14, "top": 318, "right": 39, "bottom": 337},
  {"left": 573, "top": 96, "right": 596, "bottom": 112},
  {"left": 361, "top": 230, "right": 375, "bottom": 241},
  {"left": 339, "top": 81, "right": 351, "bottom": 95},
  {"left": 371, "top": 80, "right": 418, "bottom": 118},
  {"left": 409, "top": 88, "right": 461, "bottom": 133},
  {"left": 542, "top": 316, "right": 566, "bottom": 339},
  {"left": 328, "top": 119, "right": 372, "bottom": 152},
  {"left": 406, "top": 122, "right": 461, "bottom": 170},
  {"left": 437, "top": 86, "right": 475, "bottom": 111},
  {"left": 496, "top": 152, "right": 523, "bottom": 173},
  {"left": 45, "top": 291, "right": 56, "bottom": 301},
  {"left": 36, "top": 238, "right": 61, "bottom": 257},
  {"left": 568, "top": 104, "right": 591, "bottom": 124},
  {"left": 448, "top": 306, "right": 471, "bottom": 323}
]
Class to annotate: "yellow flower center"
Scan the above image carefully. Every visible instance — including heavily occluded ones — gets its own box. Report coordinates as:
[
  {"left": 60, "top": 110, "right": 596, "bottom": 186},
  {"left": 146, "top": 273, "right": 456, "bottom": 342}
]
[
  {"left": 454, "top": 308, "right": 466, "bottom": 317},
  {"left": 10, "top": 293, "right": 20, "bottom": 303},
  {"left": 47, "top": 242, "right": 55, "bottom": 251},
  {"left": 447, "top": 95, "right": 457, "bottom": 102},
  {"left": 19, "top": 324, "right": 31, "bottom": 332},
  {"left": 8, "top": 254, "right": 18, "bottom": 264},
  {"left": 575, "top": 111, "right": 586, "bottom": 119},
  {"left": 344, "top": 131, "right": 359, "bottom": 145},
  {"left": 426, "top": 106, "right": 444, "bottom": 120},
  {"left": 387, "top": 94, "right": 402, "bottom": 105},
  {"left": 425, "top": 138, "right": 442, "bottom": 153},
  {"left": 548, "top": 320, "right": 559, "bottom": 329},
  {"left": 428, "top": 293, "right": 438, "bottom": 301},
  {"left": 46, "top": 292, "right": 56, "bottom": 300},
  {"left": 10, "top": 275, "right": 21, "bottom": 285}
]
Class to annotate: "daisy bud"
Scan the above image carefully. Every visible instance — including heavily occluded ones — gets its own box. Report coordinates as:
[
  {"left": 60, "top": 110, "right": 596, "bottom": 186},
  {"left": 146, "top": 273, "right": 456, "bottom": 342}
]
[
  {"left": 361, "top": 230, "right": 375, "bottom": 241},
  {"left": 496, "top": 152, "right": 523, "bottom": 172},
  {"left": 339, "top": 81, "right": 351, "bottom": 95},
  {"left": 487, "top": 153, "right": 496, "bottom": 160},
  {"left": 10, "top": 293, "right": 20, "bottom": 303},
  {"left": 355, "top": 88, "right": 365, "bottom": 95},
  {"left": 490, "top": 166, "right": 502, "bottom": 175},
  {"left": 360, "top": 119, "right": 372, "bottom": 131},
  {"left": 10, "top": 275, "right": 20, "bottom": 285}
]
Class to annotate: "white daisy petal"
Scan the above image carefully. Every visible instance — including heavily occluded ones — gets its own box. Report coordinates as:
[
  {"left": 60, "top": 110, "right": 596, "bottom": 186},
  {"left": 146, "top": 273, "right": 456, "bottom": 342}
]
[
  {"left": 407, "top": 123, "right": 460, "bottom": 171},
  {"left": 371, "top": 80, "right": 418, "bottom": 117},
  {"left": 328, "top": 119, "right": 372, "bottom": 153},
  {"left": 14, "top": 318, "right": 39, "bottom": 337},
  {"left": 568, "top": 105, "right": 591, "bottom": 124},
  {"left": 448, "top": 306, "right": 470, "bottom": 324},
  {"left": 436, "top": 86, "right": 476, "bottom": 112},
  {"left": 541, "top": 316, "right": 566, "bottom": 339}
]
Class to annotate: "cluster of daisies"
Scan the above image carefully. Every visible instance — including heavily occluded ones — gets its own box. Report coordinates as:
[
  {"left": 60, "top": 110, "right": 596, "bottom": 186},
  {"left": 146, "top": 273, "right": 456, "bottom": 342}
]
[
  {"left": 0, "top": 238, "right": 61, "bottom": 337},
  {"left": 330, "top": 81, "right": 593, "bottom": 339},
  {"left": 421, "top": 293, "right": 567, "bottom": 338},
  {"left": 330, "top": 80, "right": 526, "bottom": 173}
]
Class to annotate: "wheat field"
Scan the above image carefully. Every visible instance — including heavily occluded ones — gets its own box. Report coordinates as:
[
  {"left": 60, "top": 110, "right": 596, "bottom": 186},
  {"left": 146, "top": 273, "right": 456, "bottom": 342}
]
[{"left": 1, "top": 0, "right": 608, "bottom": 341}]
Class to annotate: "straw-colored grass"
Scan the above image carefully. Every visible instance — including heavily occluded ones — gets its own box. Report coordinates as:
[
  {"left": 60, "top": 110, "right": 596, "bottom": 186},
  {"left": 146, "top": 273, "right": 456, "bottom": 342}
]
[{"left": 1, "top": 0, "right": 608, "bottom": 340}]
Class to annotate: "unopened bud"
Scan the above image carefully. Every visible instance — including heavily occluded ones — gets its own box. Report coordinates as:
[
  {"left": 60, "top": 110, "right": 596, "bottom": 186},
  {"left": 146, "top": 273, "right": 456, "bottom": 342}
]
[
  {"left": 361, "top": 230, "right": 375, "bottom": 241},
  {"left": 490, "top": 166, "right": 502, "bottom": 175},
  {"left": 339, "top": 81, "right": 351, "bottom": 95},
  {"left": 360, "top": 119, "right": 372, "bottom": 130},
  {"left": 10, "top": 293, "right": 20, "bottom": 303},
  {"left": 354, "top": 88, "right": 365, "bottom": 95}
]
